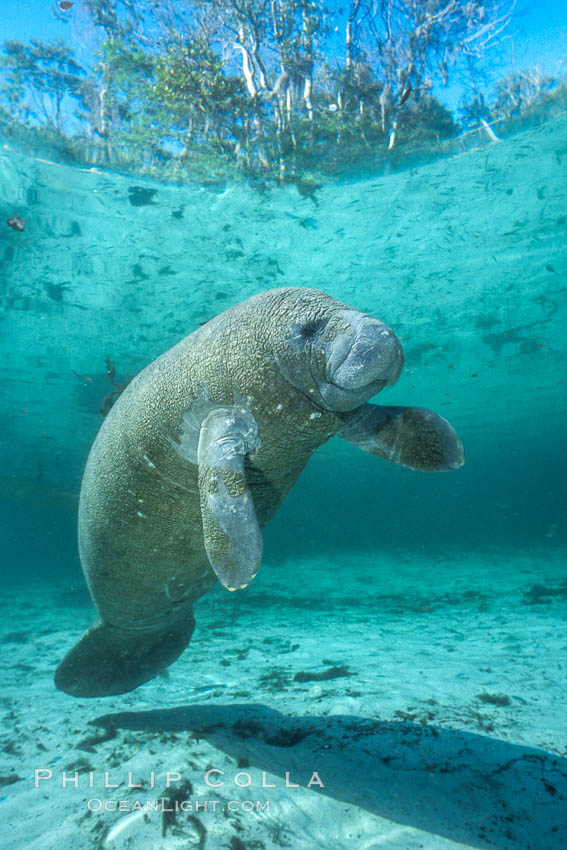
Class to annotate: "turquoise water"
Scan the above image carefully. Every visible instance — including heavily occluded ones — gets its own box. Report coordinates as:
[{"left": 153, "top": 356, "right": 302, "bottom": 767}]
[{"left": 1, "top": 81, "right": 567, "bottom": 850}]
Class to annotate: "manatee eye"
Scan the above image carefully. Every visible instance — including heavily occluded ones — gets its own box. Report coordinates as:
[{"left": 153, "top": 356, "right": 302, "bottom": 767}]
[
  {"left": 288, "top": 319, "right": 328, "bottom": 351},
  {"left": 301, "top": 319, "right": 327, "bottom": 340}
]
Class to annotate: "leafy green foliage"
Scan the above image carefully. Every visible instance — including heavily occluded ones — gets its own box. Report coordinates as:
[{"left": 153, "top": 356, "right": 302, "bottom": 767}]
[
  {"left": 1, "top": 0, "right": 550, "bottom": 184},
  {"left": 152, "top": 37, "right": 250, "bottom": 146}
]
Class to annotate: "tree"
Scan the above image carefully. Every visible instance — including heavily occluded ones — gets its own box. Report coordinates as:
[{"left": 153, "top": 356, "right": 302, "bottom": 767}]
[
  {"left": 0, "top": 0, "right": 520, "bottom": 180},
  {"left": 0, "top": 39, "right": 86, "bottom": 132},
  {"left": 460, "top": 68, "right": 557, "bottom": 132},
  {"left": 182, "top": 0, "right": 328, "bottom": 177},
  {"left": 77, "top": 0, "right": 148, "bottom": 156},
  {"left": 349, "top": 0, "right": 515, "bottom": 148},
  {"left": 152, "top": 36, "right": 251, "bottom": 153},
  {"left": 490, "top": 68, "right": 556, "bottom": 120}
]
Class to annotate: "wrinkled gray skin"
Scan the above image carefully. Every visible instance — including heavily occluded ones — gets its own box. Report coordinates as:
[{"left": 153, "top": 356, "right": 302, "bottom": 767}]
[{"left": 55, "top": 287, "right": 464, "bottom": 698}]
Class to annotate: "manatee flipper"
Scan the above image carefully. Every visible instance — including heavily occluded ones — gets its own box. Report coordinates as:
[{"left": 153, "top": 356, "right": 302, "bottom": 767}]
[
  {"left": 338, "top": 403, "right": 464, "bottom": 471},
  {"left": 197, "top": 406, "right": 263, "bottom": 591},
  {"left": 54, "top": 613, "right": 195, "bottom": 698}
]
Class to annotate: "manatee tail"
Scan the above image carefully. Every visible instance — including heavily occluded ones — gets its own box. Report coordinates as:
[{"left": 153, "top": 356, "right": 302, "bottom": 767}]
[{"left": 54, "top": 612, "right": 195, "bottom": 698}]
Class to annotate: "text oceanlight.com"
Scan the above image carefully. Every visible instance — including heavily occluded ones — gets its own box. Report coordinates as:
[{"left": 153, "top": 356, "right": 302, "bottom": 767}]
[{"left": 86, "top": 797, "right": 271, "bottom": 813}]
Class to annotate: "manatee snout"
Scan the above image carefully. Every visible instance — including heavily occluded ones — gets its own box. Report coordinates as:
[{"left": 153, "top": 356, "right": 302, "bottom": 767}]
[
  {"left": 321, "top": 314, "right": 404, "bottom": 411},
  {"left": 332, "top": 318, "right": 404, "bottom": 391}
]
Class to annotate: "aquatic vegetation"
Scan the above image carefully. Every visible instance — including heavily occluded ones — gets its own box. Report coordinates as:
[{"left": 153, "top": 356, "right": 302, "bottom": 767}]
[
  {"left": 293, "top": 665, "right": 353, "bottom": 682},
  {"left": 522, "top": 582, "right": 567, "bottom": 605},
  {"left": 259, "top": 668, "right": 292, "bottom": 693},
  {"left": 477, "top": 692, "right": 512, "bottom": 707}
]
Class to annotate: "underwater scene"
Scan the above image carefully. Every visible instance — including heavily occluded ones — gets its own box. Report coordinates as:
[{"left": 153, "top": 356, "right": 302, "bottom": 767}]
[{"left": 1, "top": 1, "right": 566, "bottom": 848}]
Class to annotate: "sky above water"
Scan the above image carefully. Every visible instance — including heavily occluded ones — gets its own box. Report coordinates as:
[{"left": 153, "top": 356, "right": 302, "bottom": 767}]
[{"left": 0, "top": 0, "right": 566, "bottom": 106}]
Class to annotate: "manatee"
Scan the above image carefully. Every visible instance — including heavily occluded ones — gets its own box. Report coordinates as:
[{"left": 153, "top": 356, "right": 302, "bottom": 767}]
[{"left": 55, "top": 287, "right": 464, "bottom": 698}]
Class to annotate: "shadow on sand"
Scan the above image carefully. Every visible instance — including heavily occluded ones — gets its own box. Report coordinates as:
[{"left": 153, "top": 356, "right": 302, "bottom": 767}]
[{"left": 93, "top": 702, "right": 567, "bottom": 850}]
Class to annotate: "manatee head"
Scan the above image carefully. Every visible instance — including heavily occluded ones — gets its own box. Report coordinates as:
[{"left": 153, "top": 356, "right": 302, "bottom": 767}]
[{"left": 274, "top": 293, "right": 404, "bottom": 412}]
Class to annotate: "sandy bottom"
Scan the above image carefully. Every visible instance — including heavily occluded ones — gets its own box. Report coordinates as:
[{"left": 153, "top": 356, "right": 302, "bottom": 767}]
[{"left": 1, "top": 547, "right": 566, "bottom": 849}]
